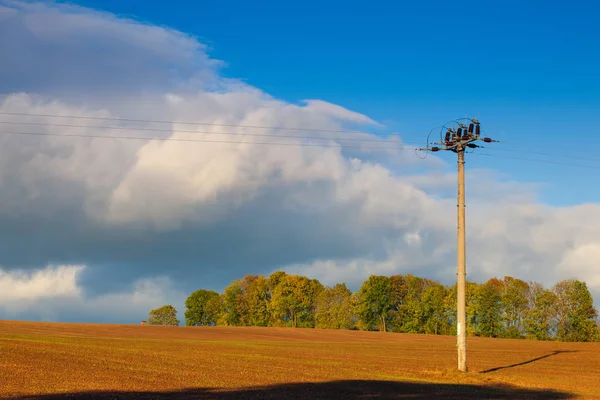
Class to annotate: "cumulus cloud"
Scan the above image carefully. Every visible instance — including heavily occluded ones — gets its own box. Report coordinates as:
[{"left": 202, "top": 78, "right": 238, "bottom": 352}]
[
  {"left": 0, "top": 265, "right": 82, "bottom": 304},
  {"left": 0, "top": 265, "right": 185, "bottom": 323},
  {"left": 0, "top": 0, "right": 598, "bottom": 323},
  {"left": 0, "top": 0, "right": 221, "bottom": 96}
]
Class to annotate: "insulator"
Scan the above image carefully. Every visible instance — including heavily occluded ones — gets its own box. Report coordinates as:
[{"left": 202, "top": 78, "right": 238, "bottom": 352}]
[
  {"left": 476, "top": 124, "right": 481, "bottom": 136},
  {"left": 444, "top": 132, "right": 451, "bottom": 142},
  {"left": 462, "top": 134, "right": 470, "bottom": 140},
  {"left": 452, "top": 130, "right": 458, "bottom": 140},
  {"left": 431, "top": 147, "right": 440, "bottom": 152},
  {"left": 467, "top": 143, "right": 478, "bottom": 148},
  {"left": 483, "top": 137, "right": 492, "bottom": 143},
  {"left": 468, "top": 123, "right": 474, "bottom": 134},
  {"left": 457, "top": 127, "right": 463, "bottom": 137}
]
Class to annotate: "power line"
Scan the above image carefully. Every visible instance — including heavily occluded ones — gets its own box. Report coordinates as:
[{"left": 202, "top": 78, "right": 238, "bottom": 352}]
[
  {"left": 7, "top": 120, "right": 600, "bottom": 163},
  {"left": 0, "top": 130, "right": 414, "bottom": 151},
  {"left": 3, "top": 125, "right": 600, "bottom": 171},
  {"left": 471, "top": 152, "right": 600, "bottom": 170},
  {"left": 7, "top": 111, "right": 600, "bottom": 155},
  {"left": 0, "top": 120, "right": 416, "bottom": 145},
  {"left": 490, "top": 139, "right": 600, "bottom": 154},
  {"left": 481, "top": 146, "right": 600, "bottom": 163},
  {"left": 0, "top": 111, "right": 392, "bottom": 135}
]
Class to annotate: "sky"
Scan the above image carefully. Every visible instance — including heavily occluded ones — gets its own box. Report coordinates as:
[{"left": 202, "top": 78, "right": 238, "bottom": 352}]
[{"left": 0, "top": 0, "right": 599, "bottom": 323}]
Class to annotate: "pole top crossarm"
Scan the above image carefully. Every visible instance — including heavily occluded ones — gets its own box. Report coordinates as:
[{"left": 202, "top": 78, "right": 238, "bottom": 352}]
[{"left": 418, "top": 119, "right": 498, "bottom": 153}]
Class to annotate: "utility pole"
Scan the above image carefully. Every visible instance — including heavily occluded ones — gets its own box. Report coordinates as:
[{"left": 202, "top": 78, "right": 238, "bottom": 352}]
[{"left": 420, "top": 119, "right": 497, "bottom": 372}]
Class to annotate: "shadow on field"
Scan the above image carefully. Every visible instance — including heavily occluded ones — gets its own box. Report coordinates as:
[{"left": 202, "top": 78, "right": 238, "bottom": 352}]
[
  {"left": 481, "top": 350, "right": 578, "bottom": 374},
  {"left": 13, "top": 380, "right": 574, "bottom": 399}
]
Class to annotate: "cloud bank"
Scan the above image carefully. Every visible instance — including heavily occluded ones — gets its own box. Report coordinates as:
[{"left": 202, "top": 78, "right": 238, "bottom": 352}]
[{"left": 0, "top": 1, "right": 598, "bottom": 322}]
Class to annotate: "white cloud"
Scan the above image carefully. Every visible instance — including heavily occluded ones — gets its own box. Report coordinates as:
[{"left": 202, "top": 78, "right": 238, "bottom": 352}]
[
  {"left": 0, "top": 265, "right": 82, "bottom": 303},
  {"left": 558, "top": 243, "right": 600, "bottom": 290},
  {"left": 301, "top": 100, "right": 381, "bottom": 126},
  {"left": 0, "top": 265, "right": 186, "bottom": 323}
]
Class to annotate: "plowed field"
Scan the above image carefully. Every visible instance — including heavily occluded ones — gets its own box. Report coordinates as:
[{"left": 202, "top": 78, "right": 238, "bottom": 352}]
[{"left": 1, "top": 320, "right": 598, "bottom": 399}]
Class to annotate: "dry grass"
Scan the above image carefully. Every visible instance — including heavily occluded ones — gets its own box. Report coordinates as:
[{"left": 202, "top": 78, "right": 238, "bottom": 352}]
[{"left": 0, "top": 320, "right": 599, "bottom": 399}]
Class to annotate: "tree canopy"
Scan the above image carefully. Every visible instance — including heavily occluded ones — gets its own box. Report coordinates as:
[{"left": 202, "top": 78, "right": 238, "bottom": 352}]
[
  {"left": 162, "top": 272, "right": 599, "bottom": 342},
  {"left": 147, "top": 304, "right": 180, "bottom": 326},
  {"left": 185, "top": 289, "right": 221, "bottom": 326}
]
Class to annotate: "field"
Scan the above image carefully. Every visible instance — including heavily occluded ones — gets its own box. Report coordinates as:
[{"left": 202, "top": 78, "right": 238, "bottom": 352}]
[{"left": 0, "top": 321, "right": 599, "bottom": 399}]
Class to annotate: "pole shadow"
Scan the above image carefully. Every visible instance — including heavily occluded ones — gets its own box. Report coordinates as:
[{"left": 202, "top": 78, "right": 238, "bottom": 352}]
[
  {"left": 481, "top": 350, "right": 578, "bottom": 374},
  {"left": 12, "top": 379, "right": 574, "bottom": 400}
]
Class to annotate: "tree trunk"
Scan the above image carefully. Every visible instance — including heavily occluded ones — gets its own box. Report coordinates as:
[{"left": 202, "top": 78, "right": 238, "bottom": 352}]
[{"left": 381, "top": 315, "right": 387, "bottom": 332}]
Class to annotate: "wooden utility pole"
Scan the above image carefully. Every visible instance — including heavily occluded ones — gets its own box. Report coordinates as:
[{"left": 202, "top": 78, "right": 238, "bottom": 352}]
[
  {"left": 456, "top": 146, "right": 467, "bottom": 371},
  {"left": 420, "top": 119, "right": 497, "bottom": 372}
]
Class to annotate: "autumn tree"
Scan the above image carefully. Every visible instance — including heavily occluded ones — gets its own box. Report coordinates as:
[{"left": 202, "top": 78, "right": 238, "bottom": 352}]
[
  {"left": 398, "top": 275, "right": 437, "bottom": 333},
  {"left": 205, "top": 294, "right": 224, "bottom": 324},
  {"left": 465, "top": 281, "right": 480, "bottom": 336},
  {"left": 315, "top": 283, "right": 356, "bottom": 330},
  {"left": 501, "top": 276, "right": 529, "bottom": 338},
  {"left": 184, "top": 289, "right": 221, "bottom": 326},
  {"left": 553, "top": 279, "right": 599, "bottom": 342},
  {"left": 388, "top": 275, "right": 408, "bottom": 331},
  {"left": 267, "top": 270, "right": 288, "bottom": 290},
  {"left": 356, "top": 275, "right": 393, "bottom": 332},
  {"left": 474, "top": 278, "right": 504, "bottom": 337},
  {"left": 444, "top": 284, "right": 458, "bottom": 334},
  {"left": 179, "top": 272, "right": 598, "bottom": 343},
  {"left": 270, "top": 274, "right": 323, "bottom": 328},
  {"left": 422, "top": 283, "right": 450, "bottom": 335},
  {"left": 238, "top": 275, "right": 271, "bottom": 327},
  {"left": 147, "top": 304, "right": 180, "bottom": 326},
  {"left": 524, "top": 282, "right": 557, "bottom": 341},
  {"left": 221, "top": 280, "right": 243, "bottom": 326}
]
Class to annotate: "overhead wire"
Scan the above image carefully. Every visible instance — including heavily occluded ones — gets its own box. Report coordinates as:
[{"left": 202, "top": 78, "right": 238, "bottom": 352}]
[
  {"left": 471, "top": 152, "right": 600, "bottom": 170},
  {"left": 479, "top": 145, "right": 600, "bottom": 163},
  {"left": 0, "top": 111, "right": 393, "bottom": 135},
  {"left": 7, "top": 120, "right": 598, "bottom": 162},
  {"left": 2, "top": 114, "right": 600, "bottom": 170},
  {"left": 0, "top": 120, "right": 418, "bottom": 145},
  {"left": 0, "top": 130, "right": 416, "bottom": 151}
]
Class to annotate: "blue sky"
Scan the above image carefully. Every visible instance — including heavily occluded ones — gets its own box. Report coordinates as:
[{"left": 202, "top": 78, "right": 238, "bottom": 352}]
[{"left": 66, "top": 0, "right": 600, "bottom": 206}]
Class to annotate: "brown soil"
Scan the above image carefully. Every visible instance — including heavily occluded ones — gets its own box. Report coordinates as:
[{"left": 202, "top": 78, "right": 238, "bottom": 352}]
[{"left": 1, "top": 320, "right": 598, "bottom": 399}]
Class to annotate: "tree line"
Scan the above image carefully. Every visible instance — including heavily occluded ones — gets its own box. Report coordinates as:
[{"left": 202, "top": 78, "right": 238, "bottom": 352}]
[{"left": 147, "top": 271, "right": 600, "bottom": 342}]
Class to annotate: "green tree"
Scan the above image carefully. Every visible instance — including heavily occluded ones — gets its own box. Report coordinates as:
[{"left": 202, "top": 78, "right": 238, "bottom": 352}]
[
  {"left": 524, "top": 282, "right": 556, "bottom": 341},
  {"left": 444, "top": 284, "right": 458, "bottom": 334},
  {"left": 185, "top": 289, "right": 221, "bottom": 326},
  {"left": 267, "top": 270, "right": 288, "bottom": 290},
  {"left": 388, "top": 275, "right": 408, "bottom": 331},
  {"left": 356, "top": 275, "right": 393, "bottom": 332},
  {"left": 270, "top": 274, "right": 323, "bottom": 328},
  {"left": 205, "top": 294, "right": 224, "bottom": 324},
  {"left": 474, "top": 278, "right": 504, "bottom": 338},
  {"left": 315, "top": 283, "right": 356, "bottom": 330},
  {"left": 501, "top": 276, "right": 529, "bottom": 338},
  {"left": 398, "top": 275, "right": 436, "bottom": 333},
  {"left": 553, "top": 279, "right": 599, "bottom": 342},
  {"left": 465, "top": 281, "right": 480, "bottom": 336},
  {"left": 147, "top": 304, "right": 180, "bottom": 326},
  {"left": 422, "top": 283, "right": 450, "bottom": 335},
  {"left": 239, "top": 275, "right": 271, "bottom": 327},
  {"left": 221, "top": 280, "right": 243, "bottom": 326}
]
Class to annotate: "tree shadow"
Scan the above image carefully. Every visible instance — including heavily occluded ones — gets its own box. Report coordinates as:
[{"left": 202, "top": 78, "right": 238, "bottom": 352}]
[
  {"left": 481, "top": 350, "right": 578, "bottom": 374},
  {"left": 13, "top": 380, "right": 574, "bottom": 399}
]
